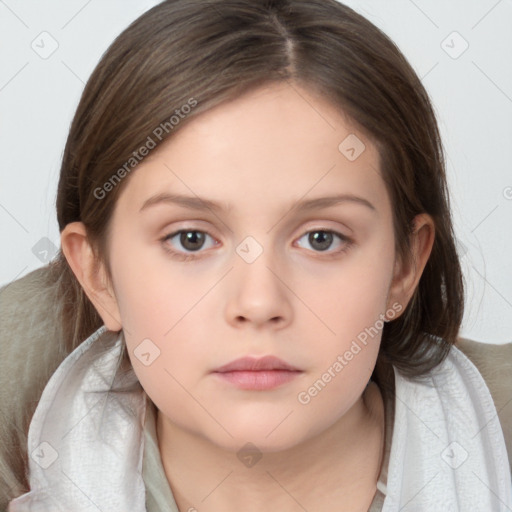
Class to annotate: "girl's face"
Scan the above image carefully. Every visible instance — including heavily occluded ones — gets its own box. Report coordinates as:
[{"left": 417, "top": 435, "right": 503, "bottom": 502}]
[{"left": 102, "top": 82, "right": 405, "bottom": 452}]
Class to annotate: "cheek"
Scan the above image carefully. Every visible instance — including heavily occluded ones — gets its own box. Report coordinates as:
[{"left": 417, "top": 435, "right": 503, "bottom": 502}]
[
  {"left": 291, "top": 237, "right": 394, "bottom": 395},
  {"left": 297, "top": 238, "right": 395, "bottom": 343},
  {"left": 292, "top": 268, "right": 390, "bottom": 424},
  {"left": 109, "top": 232, "right": 205, "bottom": 336},
  {"left": 108, "top": 243, "right": 214, "bottom": 403}
]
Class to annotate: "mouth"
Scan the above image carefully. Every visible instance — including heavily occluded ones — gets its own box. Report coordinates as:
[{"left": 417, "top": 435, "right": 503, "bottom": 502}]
[{"left": 212, "top": 356, "right": 303, "bottom": 391}]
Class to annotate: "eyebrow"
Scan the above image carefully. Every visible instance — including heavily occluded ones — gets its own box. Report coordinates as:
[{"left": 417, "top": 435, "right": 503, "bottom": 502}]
[{"left": 139, "top": 192, "right": 376, "bottom": 214}]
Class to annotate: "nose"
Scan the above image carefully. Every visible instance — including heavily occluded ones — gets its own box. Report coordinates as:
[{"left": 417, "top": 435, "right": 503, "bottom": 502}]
[{"left": 224, "top": 244, "right": 293, "bottom": 330}]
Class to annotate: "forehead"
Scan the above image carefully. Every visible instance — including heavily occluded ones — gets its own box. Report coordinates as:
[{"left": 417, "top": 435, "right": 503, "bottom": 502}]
[{"left": 117, "top": 81, "right": 388, "bottom": 215}]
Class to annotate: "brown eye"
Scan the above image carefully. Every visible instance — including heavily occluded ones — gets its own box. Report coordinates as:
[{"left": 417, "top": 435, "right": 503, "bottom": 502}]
[
  {"left": 162, "top": 229, "right": 217, "bottom": 259},
  {"left": 296, "top": 229, "right": 353, "bottom": 255},
  {"left": 178, "top": 231, "right": 206, "bottom": 251},
  {"left": 308, "top": 231, "right": 333, "bottom": 251}
]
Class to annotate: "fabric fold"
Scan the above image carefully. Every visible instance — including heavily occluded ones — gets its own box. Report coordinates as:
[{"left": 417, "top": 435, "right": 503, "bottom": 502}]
[
  {"left": 8, "top": 326, "right": 147, "bottom": 511},
  {"left": 383, "top": 344, "right": 512, "bottom": 511}
]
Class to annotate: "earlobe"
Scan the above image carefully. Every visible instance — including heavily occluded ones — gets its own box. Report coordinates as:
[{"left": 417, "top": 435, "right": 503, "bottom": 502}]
[
  {"left": 386, "top": 214, "right": 435, "bottom": 318},
  {"left": 60, "top": 222, "right": 122, "bottom": 332}
]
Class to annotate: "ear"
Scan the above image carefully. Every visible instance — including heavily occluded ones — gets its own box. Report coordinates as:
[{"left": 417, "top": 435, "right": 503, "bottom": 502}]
[
  {"left": 386, "top": 213, "right": 435, "bottom": 319},
  {"left": 60, "top": 221, "right": 122, "bottom": 331}
]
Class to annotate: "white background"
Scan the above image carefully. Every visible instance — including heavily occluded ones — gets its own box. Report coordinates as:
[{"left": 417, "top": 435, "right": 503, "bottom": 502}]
[{"left": 0, "top": 0, "right": 511, "bottom": 343}]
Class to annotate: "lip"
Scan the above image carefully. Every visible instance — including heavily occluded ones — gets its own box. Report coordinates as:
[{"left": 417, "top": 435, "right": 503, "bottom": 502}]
[
  {"left": 212, "top": 356, "right": 302, "bottom": 391},
  {"left": 213, "top": 355, "right": 301, "bottom": 373}
]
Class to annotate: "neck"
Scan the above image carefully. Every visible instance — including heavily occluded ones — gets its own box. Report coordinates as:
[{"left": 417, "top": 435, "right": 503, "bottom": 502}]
[{"left": 156, "top": 382, "right": 385, "bottom": 512}]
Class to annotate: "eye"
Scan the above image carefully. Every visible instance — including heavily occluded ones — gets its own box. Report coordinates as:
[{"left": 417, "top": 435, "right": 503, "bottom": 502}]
[
  {"left": 295, "top": 229, "right": 353, "bottom": 255},
  {"left": 161, "top": 229, "right": 218, "bottom": 260},
  {"left": 160, "top": 227, "right": 353, "bottom": 262}
]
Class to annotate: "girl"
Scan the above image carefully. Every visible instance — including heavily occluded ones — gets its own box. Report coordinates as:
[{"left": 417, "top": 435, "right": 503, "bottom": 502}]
[{"left": 2, "top": 0, "right": 511, "bottom": 510}]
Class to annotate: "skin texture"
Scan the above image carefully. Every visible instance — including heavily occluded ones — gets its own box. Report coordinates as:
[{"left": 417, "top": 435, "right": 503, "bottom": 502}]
[{"left": 61, "top": 81, "right": 435, "bottom": 511}]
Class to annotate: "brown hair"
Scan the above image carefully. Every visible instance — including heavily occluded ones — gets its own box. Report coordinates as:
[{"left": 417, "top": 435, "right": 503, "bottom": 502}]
[{"left": 3, "top": 0, "right": 464, "bottom": 502}]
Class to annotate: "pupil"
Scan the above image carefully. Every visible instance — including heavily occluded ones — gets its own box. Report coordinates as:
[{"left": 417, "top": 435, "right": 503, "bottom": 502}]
[
  {"left": 181, "top": 231, "right": 204, "bottom": 251},
  {"left": 310, "top": 231, "right": 332, "bottom": 251}
]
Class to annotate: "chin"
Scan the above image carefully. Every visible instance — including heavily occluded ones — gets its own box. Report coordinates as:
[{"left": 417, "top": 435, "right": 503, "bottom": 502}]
[
  {"left": 213, "top": 431, "right": 304, "bottom": 455},
  {"left": 204, "top": 414, "right": 320, "bottom": 455}
]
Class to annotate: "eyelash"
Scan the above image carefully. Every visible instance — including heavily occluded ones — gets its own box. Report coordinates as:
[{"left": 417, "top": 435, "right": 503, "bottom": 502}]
[{"left": 160, "top": 227, "right": 354, "bottom": 262}]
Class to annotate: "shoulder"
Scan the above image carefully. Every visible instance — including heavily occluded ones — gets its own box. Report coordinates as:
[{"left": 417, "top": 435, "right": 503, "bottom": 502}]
[
  {"left": 0, "top": 266, "right": 67, "bottom": 506},
  {"left": 0, "top": 266, "right": 67, "bottom": 403},
  {"left": 455, "top": 337, "right": 512, "bottom": 470}
]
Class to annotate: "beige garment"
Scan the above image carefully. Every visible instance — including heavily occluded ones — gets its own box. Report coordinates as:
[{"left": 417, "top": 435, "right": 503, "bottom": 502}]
[{"left": 143, "top": 400, "right": 180, "bottom": 511}]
